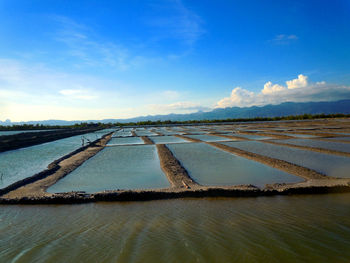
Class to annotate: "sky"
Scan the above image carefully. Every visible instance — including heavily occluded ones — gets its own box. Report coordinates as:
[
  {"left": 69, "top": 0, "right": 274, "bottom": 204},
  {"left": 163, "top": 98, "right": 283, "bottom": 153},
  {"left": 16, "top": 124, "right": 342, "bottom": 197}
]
[{"left": 0, "top": 0, "right": 350, "bottom": 121}]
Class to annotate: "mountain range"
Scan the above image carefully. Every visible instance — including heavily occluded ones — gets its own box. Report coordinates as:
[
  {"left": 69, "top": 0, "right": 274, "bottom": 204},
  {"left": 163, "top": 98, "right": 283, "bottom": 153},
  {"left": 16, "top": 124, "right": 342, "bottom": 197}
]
[{"left": 1, "top": 99, "right": 350, "bottom": 126}]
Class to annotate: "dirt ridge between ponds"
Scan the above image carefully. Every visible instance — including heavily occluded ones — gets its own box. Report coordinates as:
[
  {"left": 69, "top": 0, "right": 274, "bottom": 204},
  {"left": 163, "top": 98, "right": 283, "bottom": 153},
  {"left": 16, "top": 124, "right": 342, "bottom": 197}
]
[
  {"left": 156, "top": 144, "right": 198, "bottom": 189},
  {"left": 141, "top": 136, "right": 154, "bottom": 144}
]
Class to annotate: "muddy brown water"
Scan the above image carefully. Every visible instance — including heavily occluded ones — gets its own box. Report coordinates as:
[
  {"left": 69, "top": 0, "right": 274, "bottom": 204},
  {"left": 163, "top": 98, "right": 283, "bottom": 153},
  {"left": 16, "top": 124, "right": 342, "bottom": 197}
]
[{"left": 1, "top": 194, "right": 350, "bottom": 262}]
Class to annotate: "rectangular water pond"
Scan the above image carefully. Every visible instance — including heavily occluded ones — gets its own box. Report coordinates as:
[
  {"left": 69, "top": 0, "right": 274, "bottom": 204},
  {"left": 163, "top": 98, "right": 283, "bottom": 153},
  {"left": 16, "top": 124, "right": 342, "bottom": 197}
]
[
  {"left": 167, "top": 143, "right": 302, "bottom": 188},
  {"left": 107, "top": 137, "right": 144, "bottom": 145},
  {"left": 220, "top": 141, "right": 350, "bottom": 178},
  {"left": 47, "top": 145, "right": 169, "bottom": 193},
  {"left": 149, "top": 136, "right": 190, "bottom": 144},
  {"left": 0, "top": 132, "right": 102, "bottom": 189},
  {"left": 233, "top": 134, "right": 271, "bottom": 140},
  {"left": 327, "top": 137, "right": 350, "bottom": 142},
  {"left": 274, "top": 139, "right": 350, "bottom": 154},
  {"left": 283, "top": 133, "right": 319, "bottom": 138},
  {"left": 185, "top": 134, "right": 235, "bottom": 142}
]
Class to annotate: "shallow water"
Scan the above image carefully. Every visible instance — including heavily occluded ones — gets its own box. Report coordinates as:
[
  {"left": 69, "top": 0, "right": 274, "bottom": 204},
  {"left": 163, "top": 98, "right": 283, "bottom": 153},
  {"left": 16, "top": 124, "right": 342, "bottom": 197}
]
[
  {"left": 167, "top": 143, "right": 302, "bottom": 187},
  {"left": 135, "top": 130, "right": 158, "bottom": 136},
  {"left": 1, "top": 194, "right": 350, "bottom": 263},
  {"left": 274, "top": 138, "right": 350, "bottom": 154},
  {"left": 327, "top": 136, "right": 350, "bottom": 142},
  {"left": 283, "top": 133, "right": 319, "bottom": 138},
  {"left": 232, "top": 134, "right": 271, "bottom": 140},
  {"left": 221, "top": 141, "right": 350, "bottom": 178},
  {"left": 0, "top": 131, "right": 106, "bottom": 189},
  {"left": 149, "top": 135, "right": 190, "bottom": 144},
  {"left": 107, "top": 136, "right": 144, "bottom": 145},
  {"left": 185, "top": 134, "right": 234, "bottom": 142},
  {"left": 47, "top": 145, "right": 169, "bottom": 193}
]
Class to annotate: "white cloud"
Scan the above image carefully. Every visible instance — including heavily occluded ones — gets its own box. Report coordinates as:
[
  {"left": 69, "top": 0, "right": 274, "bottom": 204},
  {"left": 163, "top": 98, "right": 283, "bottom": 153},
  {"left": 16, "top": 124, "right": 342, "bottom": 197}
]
[
  {"left": 149, "top": 101, "right": 209, "bottom": 114},
  {"left": 216, "top": 74, "right": 350, "bottom": 108},
  {"left": 59, "top": 88, "right": 97, "bottom": 100},
  {"left": 286, "top": 74, "right": 308, "bottom": 89},
  {"left": 262, "top": 81, "right": 285, "bottom": 94}
]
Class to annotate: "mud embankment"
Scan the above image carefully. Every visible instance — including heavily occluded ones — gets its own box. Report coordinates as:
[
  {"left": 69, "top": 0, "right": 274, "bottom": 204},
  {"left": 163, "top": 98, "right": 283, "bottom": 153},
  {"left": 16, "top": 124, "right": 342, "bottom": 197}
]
[
  {"left": 0, "top": 128, "right": 103, "bottom": 153},
  {"left": 141, "top": 136, "right": 154, "bottom": 144},
  {"left": 156, "top": 144, "right": 197, "bottom": 189}
]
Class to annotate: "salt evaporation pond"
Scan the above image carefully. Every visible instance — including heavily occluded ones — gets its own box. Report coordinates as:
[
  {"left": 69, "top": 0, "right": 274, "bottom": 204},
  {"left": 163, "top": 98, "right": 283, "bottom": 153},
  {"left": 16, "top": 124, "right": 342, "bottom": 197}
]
[
  {"left": 0, "top": 131, "right": 109, "bottom": 189},
  {"left": 112, "top": 128, "right": 132, "bottom": 137},
  {"left": 327, "top": 136, "right": 350, "bottom": 142},
  {"left": 232, "top": 134, "right": 271, "bottom": 140},
  {"left": 135, "top": 130, "right": 158, "bottom": 136},
  {"left": 220, "top": 141, "right": 350, "bottom": 178},
  {"left": 185, "top": 134, "right": 235, "bottom": 142},
  {"left": 149, "top": 136, "right": 190, "bottom": 144},
  {"left": 107, "top": 137, "right": 144, "bottom": 145},
  {"left": 48, "top": 145, "right": 169, "bottom": 193},
  {"left": 167, "top": 143, "right": 302, "bottom": 187},
  {"left": 283, "top": 133, "right": 319, "bottom": 138},
  {"left": 274, "top": 139, "right": 350, "bottom": 154}
]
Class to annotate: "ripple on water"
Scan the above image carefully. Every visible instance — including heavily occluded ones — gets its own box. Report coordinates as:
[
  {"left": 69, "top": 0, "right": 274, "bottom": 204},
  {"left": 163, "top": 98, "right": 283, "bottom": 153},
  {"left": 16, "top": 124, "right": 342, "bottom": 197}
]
[{"left": 1, "top": 194, "right": 350, "bottom": 262}]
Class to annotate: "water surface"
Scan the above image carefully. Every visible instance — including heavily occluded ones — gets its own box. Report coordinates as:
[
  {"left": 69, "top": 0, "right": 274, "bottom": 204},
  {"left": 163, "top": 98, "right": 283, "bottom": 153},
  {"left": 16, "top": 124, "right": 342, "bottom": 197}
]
[
  {"left": 167, "top": 143, "right": 302, "bottom": 187},
  {"left": 0, "top": 131, "right": 106, "bottom": 189},
  {"left": 149, "top": 136, "right": 190, "bottom": 144},
  {"left": 274, "top": 139, "right": 350, "bottom": 154},
  {"left": 108, "top": 137, "right": 144, "bottom": 145},
  {"left": 1, "top": 194, "right": 349, "bottom": 263},
  {"left": 221, "top": 141, "right": 350, "bottom": 178},
  {"left": 185, "top": 134, "right": 234, "bottom": 142},
  {"left": 48, "top": 145, "right": 169, "bottom": 193}
]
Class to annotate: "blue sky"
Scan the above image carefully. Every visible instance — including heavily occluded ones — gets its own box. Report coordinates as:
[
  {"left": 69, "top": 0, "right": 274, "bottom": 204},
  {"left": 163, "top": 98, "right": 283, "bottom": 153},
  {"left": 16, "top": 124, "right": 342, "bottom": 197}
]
[{"left": 0, "top": 0, "right": 349, "bottom": 121}]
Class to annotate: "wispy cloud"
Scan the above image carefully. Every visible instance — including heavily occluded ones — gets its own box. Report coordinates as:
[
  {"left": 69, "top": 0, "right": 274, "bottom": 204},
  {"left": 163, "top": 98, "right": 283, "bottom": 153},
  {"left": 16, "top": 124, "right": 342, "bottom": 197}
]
[
  {"left": 215, "top": 74, "right": 350, "bottom": 108},
  {"left": 146, "top": 0, "right": 205, "bottom": 46},
  {"left": 59, "top": 88, "right": 98, "bottom": 100},
  {"left": 149, "top": 101, "right": 210, "bottom": 114},
  {"left": 269, "top": 34, "right": 298, "bottom": 45},
  {"left": 52, "top": 16, "right": 150, "bottom": 71}
]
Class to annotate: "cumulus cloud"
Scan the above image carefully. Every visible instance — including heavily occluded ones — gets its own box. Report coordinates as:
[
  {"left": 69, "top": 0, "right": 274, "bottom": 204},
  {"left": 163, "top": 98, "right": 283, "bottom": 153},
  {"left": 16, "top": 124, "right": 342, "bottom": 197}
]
[{"left": 216, "top": 74, "right": 350, "bottom": 108}]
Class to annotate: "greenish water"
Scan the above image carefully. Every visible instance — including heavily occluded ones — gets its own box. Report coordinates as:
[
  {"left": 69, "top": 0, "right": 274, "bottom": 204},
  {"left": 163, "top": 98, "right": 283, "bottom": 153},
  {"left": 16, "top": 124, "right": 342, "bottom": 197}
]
[
  {"left": 149, "top": 135, "right": 190, "bottom": 144},
  {"left": 274, "top": 139, "right": 350, "bottom": 154},
  {"left": 167, "top": 143, "right": 302, "bottom": 187},
  {"left": 221, "top": 141, "right": 350, "bottom": 178},
  {"left": 0, "top": 131, "right": 110, "bottom": 189},
  {"left": 47, "top": 145, "right": 169, "bottom": 193},
  {"left": 185, "top": 134, "right": 234, "bottom": 142},
  {"left": 1, "top": 194, "right": 350, "bottom": 262},
  {"left": 107, "top": 137, "right": 144, "bottom": 145}
]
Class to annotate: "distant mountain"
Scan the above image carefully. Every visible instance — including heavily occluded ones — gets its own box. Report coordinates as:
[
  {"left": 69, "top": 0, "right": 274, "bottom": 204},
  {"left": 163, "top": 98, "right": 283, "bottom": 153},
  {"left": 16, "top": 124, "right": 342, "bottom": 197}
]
[{"left": 1, "top": 99, "right": 350, "bottom": 126}]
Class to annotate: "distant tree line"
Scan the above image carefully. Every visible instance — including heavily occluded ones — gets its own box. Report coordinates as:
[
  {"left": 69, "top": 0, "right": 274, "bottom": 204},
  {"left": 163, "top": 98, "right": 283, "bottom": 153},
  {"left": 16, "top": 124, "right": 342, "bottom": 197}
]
[{"left": 1, "top": 113, "right": 349, "bottom": 130}]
